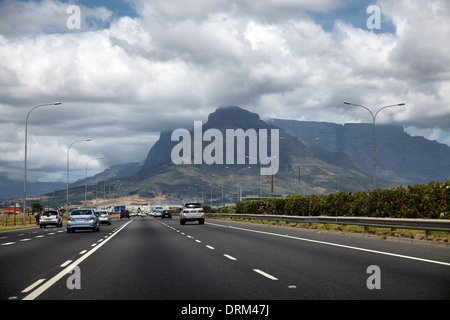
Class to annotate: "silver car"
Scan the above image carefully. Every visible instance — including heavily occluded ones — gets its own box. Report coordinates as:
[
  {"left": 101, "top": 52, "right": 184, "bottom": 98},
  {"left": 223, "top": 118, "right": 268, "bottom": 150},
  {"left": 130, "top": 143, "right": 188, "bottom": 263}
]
[
  {"left": 180, "top": 203, "right": 205, "bottom": 225},
  {"left": 67, "top": 209, "right": 100, "bottom": 233},
  {"left": 96, "top": 210, "right": 111, "bottom": 225},
  {"left": 40, "top": 210, "right": 63, "bottom": 228}
]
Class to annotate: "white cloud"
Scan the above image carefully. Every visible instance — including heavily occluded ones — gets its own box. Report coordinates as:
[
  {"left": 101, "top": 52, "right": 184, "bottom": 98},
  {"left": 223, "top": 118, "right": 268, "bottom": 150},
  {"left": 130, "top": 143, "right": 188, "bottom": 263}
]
[
  {"left": 0, "top": 0, "right": 449, "bottom": 183},
  {"left": 0, "top": 0, "right": 113, "bottom": 36}
]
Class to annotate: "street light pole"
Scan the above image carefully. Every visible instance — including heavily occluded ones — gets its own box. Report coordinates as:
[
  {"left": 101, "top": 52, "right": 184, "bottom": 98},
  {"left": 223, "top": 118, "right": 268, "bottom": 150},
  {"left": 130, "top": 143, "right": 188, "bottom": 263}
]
[
  {"left": 85, "top": 157, "right": 104, "bottom": 204},
  {"left": 344, "top": 101, "right": 405, "bottom": 189},
  {"left": 23, "top": 102, "right": 61, "bottom": 226},
  {"left": 66, "top": 139, "right": 91, "bottom": 216},
  {"left": 226, "top": 166, "right": 251, "bottom": 202}
]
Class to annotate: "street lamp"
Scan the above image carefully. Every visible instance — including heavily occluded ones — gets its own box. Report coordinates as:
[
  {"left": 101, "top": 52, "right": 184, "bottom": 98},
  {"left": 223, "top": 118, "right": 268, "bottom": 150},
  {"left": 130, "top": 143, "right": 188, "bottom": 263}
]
[
  {"left": 85, "top": 157, "right": 104, "bottom": 204},
  {"left": 226, "top": 166, "right": 251, "bottom": 202},
  {"left": 344, "top": 101, "right": 405, "bottom": 189},
  {"left": 66, "top": 139, "right": 91, "bottom": 216},
  {"left": 23, "top": 102, "right": 61, "bottom": 226}
]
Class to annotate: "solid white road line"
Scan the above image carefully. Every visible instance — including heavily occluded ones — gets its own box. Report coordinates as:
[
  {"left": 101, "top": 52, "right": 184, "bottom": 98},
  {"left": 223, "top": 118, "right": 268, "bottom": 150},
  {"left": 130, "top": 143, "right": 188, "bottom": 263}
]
[
  {"left": 22, "top": 220, "right": 133, "bottom": 300},
  {"left": 207, "top": 222, "right": 450, "bottom": 267}
]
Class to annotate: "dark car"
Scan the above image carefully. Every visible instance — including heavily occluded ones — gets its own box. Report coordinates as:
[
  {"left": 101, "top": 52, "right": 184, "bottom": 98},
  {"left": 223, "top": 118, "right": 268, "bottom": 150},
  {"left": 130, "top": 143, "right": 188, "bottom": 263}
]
[
  {"left": 161, "top": 210, "right": 172, "bottom": 219},
  {"left": 120, "top": 210, "right": 130, "bottom": 219}
]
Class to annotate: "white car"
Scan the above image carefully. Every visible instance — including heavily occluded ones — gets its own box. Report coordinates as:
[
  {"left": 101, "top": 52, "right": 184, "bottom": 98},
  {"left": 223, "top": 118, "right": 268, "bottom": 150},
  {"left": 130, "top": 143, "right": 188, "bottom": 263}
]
[
  {"left": 180, "top": 203, "right": 205, "bottom": 225},
  {"left": 67, "top": 209, "right": 100, "bottom": 233},
  {"left": 96, "top": 210, "right": 111, "bottom": 225},
  {"left": 153, "top": 211, "right": 162, "bottom": 218},
  {"left": 39, "top": 210, "right": 63, "bottom": 228}
]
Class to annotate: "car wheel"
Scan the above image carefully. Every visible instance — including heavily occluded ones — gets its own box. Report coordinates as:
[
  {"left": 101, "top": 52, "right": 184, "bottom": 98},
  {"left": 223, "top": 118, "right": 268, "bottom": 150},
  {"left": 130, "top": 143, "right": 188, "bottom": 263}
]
[
  {"left": 180, "top": 219, "right": 185, "bottom": 225},
  {"left": 199, "top": 219, "right": 205, "bottom": 225}
]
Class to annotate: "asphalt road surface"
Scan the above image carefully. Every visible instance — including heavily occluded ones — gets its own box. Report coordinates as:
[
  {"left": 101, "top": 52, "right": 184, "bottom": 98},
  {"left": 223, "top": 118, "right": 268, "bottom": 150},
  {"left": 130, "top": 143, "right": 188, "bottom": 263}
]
[{"left": 1, "top": 216, "right": 449, "bottom": 303}]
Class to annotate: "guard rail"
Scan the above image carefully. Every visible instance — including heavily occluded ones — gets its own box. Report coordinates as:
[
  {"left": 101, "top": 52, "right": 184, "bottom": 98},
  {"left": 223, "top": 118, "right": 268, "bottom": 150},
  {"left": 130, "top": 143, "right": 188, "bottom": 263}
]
[{"left": 207, "top": 213, "right": 450, "bottom": 237}]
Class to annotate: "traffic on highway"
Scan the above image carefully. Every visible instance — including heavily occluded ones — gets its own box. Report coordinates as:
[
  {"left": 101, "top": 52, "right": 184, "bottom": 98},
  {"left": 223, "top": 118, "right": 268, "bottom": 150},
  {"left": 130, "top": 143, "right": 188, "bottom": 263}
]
[{"left": 1, "top": 207, "right": 449, "bottom": 308}]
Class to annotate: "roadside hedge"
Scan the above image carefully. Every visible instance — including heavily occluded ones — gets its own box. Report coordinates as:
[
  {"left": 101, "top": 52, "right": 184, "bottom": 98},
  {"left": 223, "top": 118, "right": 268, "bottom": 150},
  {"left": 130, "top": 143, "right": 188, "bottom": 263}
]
[{"left": 235, "top": 180, "right": 450, "bottom": 219}]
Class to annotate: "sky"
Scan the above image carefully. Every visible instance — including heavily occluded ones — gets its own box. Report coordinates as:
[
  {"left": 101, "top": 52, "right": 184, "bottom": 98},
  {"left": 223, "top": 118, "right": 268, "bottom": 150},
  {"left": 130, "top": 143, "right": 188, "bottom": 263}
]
[{"left": 1, "top": 0, "right": 449, "bottom": 183}]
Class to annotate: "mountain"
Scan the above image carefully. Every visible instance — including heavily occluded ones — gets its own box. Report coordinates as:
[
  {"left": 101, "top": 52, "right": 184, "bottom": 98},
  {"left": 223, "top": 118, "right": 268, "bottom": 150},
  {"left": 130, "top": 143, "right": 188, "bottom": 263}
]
[
  {"left": 4, "top": 106, "right": 448, "bottom": 206},
  {"left": 0, "top": 172, "right": 65, "bottom": 201},
  {"left": 269, "top": 119, "right": 450, "bottom": 185},
  {"left": 95, "top": 106, "right": 373, "bottom": 203}
]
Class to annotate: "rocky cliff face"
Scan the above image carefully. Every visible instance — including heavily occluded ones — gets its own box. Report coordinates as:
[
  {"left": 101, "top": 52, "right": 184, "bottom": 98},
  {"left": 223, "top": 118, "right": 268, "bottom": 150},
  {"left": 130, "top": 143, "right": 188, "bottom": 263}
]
[
  {"left": 270, "top": 119, "right": 450, "bottom": 185},
  {"left": 133, "top": 106, "right": 370, "bottom": 195}
]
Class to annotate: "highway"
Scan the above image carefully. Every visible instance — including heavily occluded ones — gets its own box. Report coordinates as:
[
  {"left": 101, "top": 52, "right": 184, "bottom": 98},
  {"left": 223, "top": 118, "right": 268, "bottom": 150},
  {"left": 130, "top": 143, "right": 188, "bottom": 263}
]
[{"left": 1, "top": 216, "right": 449, "bottom": 303}]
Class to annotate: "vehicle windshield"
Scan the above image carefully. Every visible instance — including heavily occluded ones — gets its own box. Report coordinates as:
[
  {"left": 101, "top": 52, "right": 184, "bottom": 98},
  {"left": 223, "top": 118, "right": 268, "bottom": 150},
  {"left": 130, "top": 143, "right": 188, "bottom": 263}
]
[{"left": 71, "top": 210, "right": 93, "bottom": 216}]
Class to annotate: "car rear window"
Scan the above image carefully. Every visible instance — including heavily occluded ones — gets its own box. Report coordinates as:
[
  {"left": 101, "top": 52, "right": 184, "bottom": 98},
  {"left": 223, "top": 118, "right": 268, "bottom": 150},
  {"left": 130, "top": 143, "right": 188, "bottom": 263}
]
[
  {"left": 43, "top": 211, "right": 58, "bottom": 216},
  {"left": 185, "top": 203, "right": 202, "bottom": 208},
  {"left": 71, "top": 210, "right": 93, "bottom": 216}
]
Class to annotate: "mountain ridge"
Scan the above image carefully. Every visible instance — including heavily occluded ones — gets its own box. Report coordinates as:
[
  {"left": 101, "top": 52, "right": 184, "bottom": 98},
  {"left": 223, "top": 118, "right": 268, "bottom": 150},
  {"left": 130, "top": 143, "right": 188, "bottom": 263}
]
[
  {"left": 269, "top": 118, "right": 450, "bottom": 185},
  {"left": 2, "top": 106, "right": 448, "bottom": 205}
]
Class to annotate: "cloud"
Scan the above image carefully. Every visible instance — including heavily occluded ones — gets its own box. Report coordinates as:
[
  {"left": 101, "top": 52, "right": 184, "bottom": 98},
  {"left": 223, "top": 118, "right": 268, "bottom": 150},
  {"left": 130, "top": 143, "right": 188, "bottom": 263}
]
[
  {"left": 0, "top": 0, "right": 449, "bottom": 183},
  {"left": 0, "top": 0, "right": 113, "bottom": 36}
]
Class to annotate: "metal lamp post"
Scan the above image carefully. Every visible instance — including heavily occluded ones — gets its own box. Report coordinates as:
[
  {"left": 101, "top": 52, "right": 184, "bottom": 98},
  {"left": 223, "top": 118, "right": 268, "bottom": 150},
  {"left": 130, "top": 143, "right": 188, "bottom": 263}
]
[
  {"left": 344, "top": 101, "right": 405, "bottom": 189},
  {"left": 85, "top": 157, "right": 104, "bottom": 204},
  {"left": 66, "top": 139, "right": 91, "bottom": 216},
  {"left": 23, "top": 102, "right": 61, "bottom": 226}
]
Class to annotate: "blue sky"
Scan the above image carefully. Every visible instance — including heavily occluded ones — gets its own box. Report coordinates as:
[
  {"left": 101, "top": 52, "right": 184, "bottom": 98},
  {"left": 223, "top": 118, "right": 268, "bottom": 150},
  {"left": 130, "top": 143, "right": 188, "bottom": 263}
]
[{"left": 0, "top": 0, "right": 449, "bottom": 182}]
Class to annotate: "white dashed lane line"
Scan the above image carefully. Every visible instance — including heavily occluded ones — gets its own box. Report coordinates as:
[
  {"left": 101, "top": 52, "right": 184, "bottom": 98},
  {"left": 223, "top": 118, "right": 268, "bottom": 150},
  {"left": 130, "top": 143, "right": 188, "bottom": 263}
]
[
  {"left": 157, "top": 219, "right": 286, "bottom": 285},
  {"left": 22, "top": 219, "right": 133, "bottom": 300},
  {"left": 21, "top": 279, "right": 46, "bottom": 294},
  {"left": 253, "top": 269, "right": 278, "bottom": 281},
  {"left": 224, "top": 254, "right": 237, "bottom": 261}
]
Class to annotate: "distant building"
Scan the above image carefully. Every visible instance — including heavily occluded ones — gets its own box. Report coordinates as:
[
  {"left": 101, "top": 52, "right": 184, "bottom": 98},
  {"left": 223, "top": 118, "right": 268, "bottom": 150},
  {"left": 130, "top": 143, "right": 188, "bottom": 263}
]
[{"left": 0, "top": 207, "right": 23, "bottom": 214}]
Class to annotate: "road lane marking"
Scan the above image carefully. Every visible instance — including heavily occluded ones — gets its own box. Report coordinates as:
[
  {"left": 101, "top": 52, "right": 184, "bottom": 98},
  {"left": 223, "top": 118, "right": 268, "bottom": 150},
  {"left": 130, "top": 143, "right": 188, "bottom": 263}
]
[
  {"left": 20, "top": 239, "right": 31, "bottom": 242},
  {"left": 60, "top": 260, "right": 72, "bottom": 267},
  {"left": 224, "top": 254, "right": 237, "bottom": 261},
  {"left": 207, "top": 222, "right": 450, "bottom": 267},
  {"left": 79, "top": 250, "right": 87, "bottom": 255},
  {"left": 21, "top": 279, "right": 46, "bottom": 293},
  {"left": 206, "top": 245, "right": 215, "bottom": 250},
  {"left": 22, "top": 220, "right": 133, "bottom": 300},
  {"left": 1, "top": 242, "right": 15, "bottom": 246},
  {"left": 253, "top": 269, "right": 278, "bottom": 280}
]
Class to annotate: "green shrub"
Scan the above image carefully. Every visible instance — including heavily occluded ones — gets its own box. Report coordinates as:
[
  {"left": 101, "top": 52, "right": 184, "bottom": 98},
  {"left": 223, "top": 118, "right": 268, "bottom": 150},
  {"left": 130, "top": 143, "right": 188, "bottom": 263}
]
[{"left": 233, "top": 180, "right": 449, "bottom": 219}]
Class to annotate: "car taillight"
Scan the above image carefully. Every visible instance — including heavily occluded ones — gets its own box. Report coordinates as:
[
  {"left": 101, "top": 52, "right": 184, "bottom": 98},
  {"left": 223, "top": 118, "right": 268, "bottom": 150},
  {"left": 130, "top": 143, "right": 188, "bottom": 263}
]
[
  {"left": 68, "top": 217, "right": 74, "bottom": 221},
  {"left": 198, "top": 209, "right": 204, "bottom": 213},
  {"left": 183, "top": 210, "right": 189, "bottom": 213},
  {"left": 87, "top": 216, "right": 94, "bottom": 221}
]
